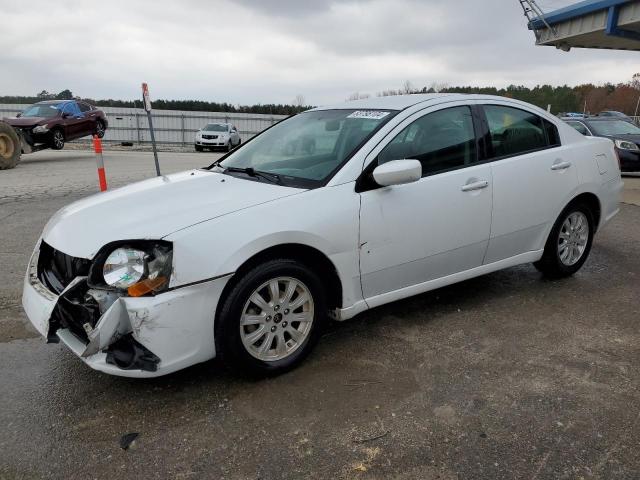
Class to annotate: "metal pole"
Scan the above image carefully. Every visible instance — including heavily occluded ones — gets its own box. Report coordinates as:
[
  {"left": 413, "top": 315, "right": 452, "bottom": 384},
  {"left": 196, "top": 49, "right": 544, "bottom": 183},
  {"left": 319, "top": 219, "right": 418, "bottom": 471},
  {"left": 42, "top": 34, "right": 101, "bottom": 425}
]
[
  {"left": 147, "top": 111, "right": 161, "bottom": 176},
  {"left": 181, "top": 114, "right": 185, "bottom": 146},
  {"left": 135, "top": 113, "right": 141, "bottom": 145},
  {"left": 634, "top": 93, "right": 640, "bottom": 117}
]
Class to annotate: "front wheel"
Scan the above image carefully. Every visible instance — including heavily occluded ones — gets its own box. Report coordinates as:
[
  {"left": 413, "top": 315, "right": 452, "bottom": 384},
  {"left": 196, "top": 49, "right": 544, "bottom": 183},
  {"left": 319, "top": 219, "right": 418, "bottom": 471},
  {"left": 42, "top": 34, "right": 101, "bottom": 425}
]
[
  {"left": 534, "top": 202, "right": 594, "bottom": 278},
  {"left": 216, "top": 259, "right": 326, "bottom": 375},
  {"left": 195, "top": 145, "right": 203, "bottom": 152},
  {"left": 50, "top": 129, "right": 65, "bottom": 150}
]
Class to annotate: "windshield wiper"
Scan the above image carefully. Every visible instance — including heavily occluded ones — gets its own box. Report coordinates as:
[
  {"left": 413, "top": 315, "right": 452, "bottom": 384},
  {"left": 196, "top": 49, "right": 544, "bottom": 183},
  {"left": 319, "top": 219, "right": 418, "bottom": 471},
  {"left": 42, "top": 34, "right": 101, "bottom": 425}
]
[{"left": 223, "top": 166, "right": 282, "bottom": 184}]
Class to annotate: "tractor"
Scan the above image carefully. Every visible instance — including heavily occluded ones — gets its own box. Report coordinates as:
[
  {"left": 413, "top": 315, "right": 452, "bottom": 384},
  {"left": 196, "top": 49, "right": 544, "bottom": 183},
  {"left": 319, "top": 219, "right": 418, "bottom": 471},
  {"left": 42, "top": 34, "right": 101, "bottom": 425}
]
[{"left": 0, "top": 121, "right": 23, "bottom": 170}]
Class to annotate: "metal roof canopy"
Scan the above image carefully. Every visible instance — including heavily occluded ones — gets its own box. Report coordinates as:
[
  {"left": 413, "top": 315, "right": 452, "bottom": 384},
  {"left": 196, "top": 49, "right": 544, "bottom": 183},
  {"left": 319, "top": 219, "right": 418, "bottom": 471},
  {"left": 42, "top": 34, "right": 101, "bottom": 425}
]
[{"left": 528, "top": 0, "right": 640, "bottom": 51}]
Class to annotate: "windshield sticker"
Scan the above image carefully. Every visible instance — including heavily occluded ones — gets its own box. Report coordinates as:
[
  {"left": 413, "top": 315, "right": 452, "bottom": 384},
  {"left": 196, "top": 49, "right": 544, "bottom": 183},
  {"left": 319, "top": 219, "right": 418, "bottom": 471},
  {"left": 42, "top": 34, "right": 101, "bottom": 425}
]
[{"left": 347, "top": 110, "right": 390, "bottom": 120}]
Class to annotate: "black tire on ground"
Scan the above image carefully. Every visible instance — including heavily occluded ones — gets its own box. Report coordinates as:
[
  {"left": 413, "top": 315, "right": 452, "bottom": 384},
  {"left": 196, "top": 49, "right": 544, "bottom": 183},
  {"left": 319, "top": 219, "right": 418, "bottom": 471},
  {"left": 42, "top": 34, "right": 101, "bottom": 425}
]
[
  {"left": 0, "top": 122, "right": 21, "bottom": 170},
  {"left": 534, "top": 201, "right": 595, "bottom": 278},
  {"left": 226, "top": 142, "right": 232, "bottom": 152},
  {"left": 49, "top": 128, "right": 65, "bottom": 150},
  {"left": 216, "top": 259, "right": 327, "bottom": 376},
  {"left": 95, "top": 120, "right": 106, "bottom": 138},
  {"left": 195, "top": 145, "right": 203, "bottom": 152}
]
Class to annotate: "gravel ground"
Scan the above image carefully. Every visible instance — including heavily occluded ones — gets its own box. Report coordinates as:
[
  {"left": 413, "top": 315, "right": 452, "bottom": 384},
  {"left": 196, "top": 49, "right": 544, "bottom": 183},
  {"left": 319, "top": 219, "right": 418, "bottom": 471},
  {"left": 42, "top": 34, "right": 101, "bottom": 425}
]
[{"left": 0, "top": 150, "right": 639, "bottom": 479}]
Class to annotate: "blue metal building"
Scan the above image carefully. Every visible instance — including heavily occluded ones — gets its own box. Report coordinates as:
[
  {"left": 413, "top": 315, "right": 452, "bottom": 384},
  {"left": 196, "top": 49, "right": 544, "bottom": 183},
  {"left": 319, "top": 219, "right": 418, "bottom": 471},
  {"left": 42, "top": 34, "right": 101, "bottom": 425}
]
[{"left": 527, "top": 0, "right": 640, "bottom": 51}]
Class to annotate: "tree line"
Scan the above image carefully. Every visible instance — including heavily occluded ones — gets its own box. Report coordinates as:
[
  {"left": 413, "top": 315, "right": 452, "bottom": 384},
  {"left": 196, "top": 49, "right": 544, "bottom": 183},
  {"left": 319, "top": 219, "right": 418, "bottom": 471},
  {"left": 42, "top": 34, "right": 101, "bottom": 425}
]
[
  {"left": 2, "top": 75, "right": 639, "bottom": 116},
  {"left": 0, "top": 90, "right": 312, "bottom": 115},
  {"left": 368, "top": 74, "right": 640, "bottom": 116}
]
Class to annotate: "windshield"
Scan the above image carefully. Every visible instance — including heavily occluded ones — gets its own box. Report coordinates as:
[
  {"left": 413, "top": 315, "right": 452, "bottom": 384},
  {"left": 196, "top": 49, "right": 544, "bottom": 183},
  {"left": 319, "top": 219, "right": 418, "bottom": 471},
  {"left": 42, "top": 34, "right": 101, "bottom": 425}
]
[
  {"left": 203, "top": 124, "right": 228, "bottom": 132},
  {"left": 216, "top": 109, "right": 395, "bottom": 187},
  {"left": 21, "top": 103, "right": 62, "bottom": 118},
  {"left": 590, "top": 120, "right": 640, "bottom": 136}
]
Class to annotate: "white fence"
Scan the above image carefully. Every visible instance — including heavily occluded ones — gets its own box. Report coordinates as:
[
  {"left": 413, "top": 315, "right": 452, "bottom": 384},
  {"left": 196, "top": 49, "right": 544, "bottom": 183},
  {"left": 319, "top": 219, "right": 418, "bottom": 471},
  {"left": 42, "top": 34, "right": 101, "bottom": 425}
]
[
  {"left": 0, "top": 104, "right": 287, "bottom": 145},
  {"left": 2, "top": 104, "right": 638, "bottom": 144}
]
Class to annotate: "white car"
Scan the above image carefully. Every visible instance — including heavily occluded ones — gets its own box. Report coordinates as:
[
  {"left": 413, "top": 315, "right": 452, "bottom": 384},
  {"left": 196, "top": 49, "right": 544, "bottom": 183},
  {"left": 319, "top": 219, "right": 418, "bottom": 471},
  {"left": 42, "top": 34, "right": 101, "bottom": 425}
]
[
  {"left": 23, "top": 94, "right": 623, "bottom": 378},
  {"left": 195, "top": 122, "right": 241, "bottom": 152}
]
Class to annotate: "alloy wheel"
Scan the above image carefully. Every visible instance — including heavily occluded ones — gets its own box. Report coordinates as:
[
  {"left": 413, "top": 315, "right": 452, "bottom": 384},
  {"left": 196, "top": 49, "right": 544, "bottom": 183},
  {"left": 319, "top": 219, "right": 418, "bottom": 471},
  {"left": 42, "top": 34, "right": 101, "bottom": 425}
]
[
  {"left": 53, "top": 131, "right": 64, "bottom": 149},
  {"left": 240, "top": 276, "right": 314, "bottom": 362},
  {"left": 557, "top": 211, "right": 589, "bottom": 266}
]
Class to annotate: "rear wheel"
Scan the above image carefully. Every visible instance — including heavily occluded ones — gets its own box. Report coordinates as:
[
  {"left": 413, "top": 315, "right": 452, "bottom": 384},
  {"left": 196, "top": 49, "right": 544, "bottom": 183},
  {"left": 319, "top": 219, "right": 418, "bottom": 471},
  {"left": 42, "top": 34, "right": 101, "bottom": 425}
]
[
  {"left": 216, "top": 259, "right": 326, "bottom": 375},
  {"left": 50, "top": 129, "right": 65, "bottom": 150},
  {"left": 534, "top": 202, "right": 594, "bottom": 278},
  {"left": 0, "top": 122, "right": 21, "bottom": 170},
  {"left": 95, "top": 120, "right": 106, "bottom": 138}
]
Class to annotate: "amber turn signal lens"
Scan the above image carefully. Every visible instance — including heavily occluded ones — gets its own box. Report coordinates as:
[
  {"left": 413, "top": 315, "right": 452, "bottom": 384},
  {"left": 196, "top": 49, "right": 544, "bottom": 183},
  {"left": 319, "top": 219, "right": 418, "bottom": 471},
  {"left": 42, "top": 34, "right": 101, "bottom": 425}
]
[{"left": 127, "top": 276, "right": 167, "bottom": 297}]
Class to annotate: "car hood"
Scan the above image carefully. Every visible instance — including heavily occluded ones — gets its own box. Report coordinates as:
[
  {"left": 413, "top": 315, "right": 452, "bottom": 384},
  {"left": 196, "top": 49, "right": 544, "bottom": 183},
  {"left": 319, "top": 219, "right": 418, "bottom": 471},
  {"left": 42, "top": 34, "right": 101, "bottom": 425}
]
[
  {"left": 2, "top": 116, "right": 48, "bottom": 127},
  {"left": 42, "top": 169, "right": 305, "bottom": 259},
  {"left": 602, "top": 134, "right": 640, "bottom": 145}
]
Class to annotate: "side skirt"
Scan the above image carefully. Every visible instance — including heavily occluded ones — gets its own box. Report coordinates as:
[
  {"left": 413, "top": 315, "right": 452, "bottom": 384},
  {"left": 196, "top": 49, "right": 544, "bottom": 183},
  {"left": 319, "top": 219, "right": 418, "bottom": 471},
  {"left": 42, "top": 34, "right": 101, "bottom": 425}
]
[{"left": 332, "top": 250, "right": 543, "bottom": 321}]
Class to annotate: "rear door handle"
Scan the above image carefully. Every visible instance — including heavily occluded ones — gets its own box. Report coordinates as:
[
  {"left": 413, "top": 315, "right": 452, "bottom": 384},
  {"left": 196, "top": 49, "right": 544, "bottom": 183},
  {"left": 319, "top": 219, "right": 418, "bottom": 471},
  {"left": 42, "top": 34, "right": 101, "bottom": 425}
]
[
  {"left": 551, "top": 160, "right": 572, "bottom": 170},
  {"left": 461, "top": 180, "right": 489, "bottom": 192}
]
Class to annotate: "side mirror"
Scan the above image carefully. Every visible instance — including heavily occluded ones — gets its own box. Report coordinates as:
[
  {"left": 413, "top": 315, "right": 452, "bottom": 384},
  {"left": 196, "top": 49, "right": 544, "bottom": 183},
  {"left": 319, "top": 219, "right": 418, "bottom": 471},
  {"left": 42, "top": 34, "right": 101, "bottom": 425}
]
[
  {"left": 16, "top": 113, "right": 22, "bottom": 118},
  {"left": 372, "top": 159, "right": 422, "bottom": 187}
]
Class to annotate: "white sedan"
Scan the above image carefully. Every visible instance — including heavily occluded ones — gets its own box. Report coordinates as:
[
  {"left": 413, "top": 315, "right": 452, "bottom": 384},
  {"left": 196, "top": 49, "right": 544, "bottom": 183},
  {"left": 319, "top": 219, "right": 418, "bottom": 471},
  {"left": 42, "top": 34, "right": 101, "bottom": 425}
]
[
  {"left": 23, "top": 94, "right": 622, "bottom": 377},
  {"left": 194, "top": 122, "right": 241, "bottom": 152}
]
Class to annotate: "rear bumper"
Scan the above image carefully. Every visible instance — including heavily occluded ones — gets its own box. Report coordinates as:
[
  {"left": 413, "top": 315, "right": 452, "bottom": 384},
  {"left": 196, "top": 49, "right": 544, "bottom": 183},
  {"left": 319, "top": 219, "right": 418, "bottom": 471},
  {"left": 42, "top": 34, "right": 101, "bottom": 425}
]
[
  {"left": 22, "top": 246, "right": 231, "bottom": 378},
  {"left": 599, "top": 176, "right": 624, "bottom": 228}
]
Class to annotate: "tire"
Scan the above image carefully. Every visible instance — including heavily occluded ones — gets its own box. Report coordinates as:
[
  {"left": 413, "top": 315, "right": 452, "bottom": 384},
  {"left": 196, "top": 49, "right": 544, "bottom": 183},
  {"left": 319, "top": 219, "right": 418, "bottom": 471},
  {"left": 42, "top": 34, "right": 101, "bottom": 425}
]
[
  {"left": 216, "top": 259, "right": 327, "bottom": 375},
  {"left": 195, "top": 145, "right": 203, "bottom": 152},
  {"left": 95, "top": 120, "right": 106, "bottom": 139},
  {"left": 534, "top": 201, "right": 594, "bottom": 278},
  {"left": 0, "top": 122, "right": 21, "bottom": 170},
  {"left": 226, "top": 142, "right": 232, "bottom": 152},
  {"left": 49, "top": 128, "right": 65, "bottom": 150}
]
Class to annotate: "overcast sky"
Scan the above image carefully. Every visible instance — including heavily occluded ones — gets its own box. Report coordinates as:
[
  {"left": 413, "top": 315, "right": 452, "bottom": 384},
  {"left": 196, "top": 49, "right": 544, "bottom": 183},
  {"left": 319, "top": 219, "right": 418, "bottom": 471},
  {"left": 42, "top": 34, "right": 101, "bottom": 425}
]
[{"left": 0, "top": 0, "right": 638, "bottom": 105}]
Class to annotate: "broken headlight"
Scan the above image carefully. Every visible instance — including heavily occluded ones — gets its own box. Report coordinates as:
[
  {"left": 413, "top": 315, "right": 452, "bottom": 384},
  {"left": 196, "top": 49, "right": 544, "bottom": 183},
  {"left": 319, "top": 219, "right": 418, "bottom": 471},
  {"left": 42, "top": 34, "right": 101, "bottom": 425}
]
[
  {"left": 91, "top": 241, "right": 173, "bottom": 296},
  {"left": 104, "top": 248, "right": 146, "bottom": 289}
]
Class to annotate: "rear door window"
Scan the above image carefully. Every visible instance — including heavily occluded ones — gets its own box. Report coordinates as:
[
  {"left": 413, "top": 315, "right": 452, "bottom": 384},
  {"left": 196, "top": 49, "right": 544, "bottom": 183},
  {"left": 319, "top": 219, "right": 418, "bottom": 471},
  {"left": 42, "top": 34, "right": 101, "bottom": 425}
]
[
  {"left": 78, "top": 102, "right": 92, "bottom": 113},
  {"left": 483, "top": 105, "right": 559, "bottom": 159}
]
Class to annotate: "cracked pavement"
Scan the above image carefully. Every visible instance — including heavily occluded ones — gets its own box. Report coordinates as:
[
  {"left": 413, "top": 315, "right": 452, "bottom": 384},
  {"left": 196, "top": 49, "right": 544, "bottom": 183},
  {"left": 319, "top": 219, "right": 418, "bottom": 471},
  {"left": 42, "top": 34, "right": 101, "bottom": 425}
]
[{"left": 1, "top": 150, "right": 639, "bottom": 479}]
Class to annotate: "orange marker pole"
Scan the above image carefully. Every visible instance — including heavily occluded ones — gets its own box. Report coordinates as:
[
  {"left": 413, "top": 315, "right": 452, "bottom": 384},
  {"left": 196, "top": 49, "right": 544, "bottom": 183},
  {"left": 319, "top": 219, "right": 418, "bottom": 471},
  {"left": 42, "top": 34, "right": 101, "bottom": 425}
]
[{"left": 92, "top": 135, "right": 107, "bottom": 191}]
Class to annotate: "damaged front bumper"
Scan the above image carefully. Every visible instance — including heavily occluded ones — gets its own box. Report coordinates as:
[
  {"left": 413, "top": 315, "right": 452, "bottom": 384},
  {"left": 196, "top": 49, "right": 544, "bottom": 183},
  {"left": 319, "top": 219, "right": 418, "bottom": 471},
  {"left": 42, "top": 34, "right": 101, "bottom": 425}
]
[{"left": 22, "top": 243, "right": 231, "bottom": 378}]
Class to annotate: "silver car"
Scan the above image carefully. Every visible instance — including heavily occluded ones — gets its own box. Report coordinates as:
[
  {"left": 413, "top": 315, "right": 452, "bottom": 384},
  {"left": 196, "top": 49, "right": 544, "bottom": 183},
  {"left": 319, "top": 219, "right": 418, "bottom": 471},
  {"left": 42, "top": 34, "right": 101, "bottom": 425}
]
[{"left": 195, "top": 123, "right": 241, "bottom": 152}]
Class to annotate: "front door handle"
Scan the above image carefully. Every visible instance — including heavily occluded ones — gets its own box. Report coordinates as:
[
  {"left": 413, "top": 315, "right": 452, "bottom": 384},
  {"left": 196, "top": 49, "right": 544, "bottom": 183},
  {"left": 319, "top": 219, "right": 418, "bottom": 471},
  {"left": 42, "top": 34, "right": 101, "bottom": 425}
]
[
  {"left": 461, "top": 180, "right": 489, "bottom": 192},
  {"left": 551, "top": 160, "right": 572, "bottom": 170}
]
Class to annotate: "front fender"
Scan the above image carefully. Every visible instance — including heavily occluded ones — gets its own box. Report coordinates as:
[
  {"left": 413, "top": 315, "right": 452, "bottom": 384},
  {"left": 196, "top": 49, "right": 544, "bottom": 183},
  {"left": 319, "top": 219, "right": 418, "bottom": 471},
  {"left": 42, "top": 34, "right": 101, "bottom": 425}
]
[{"left": 164, "top": 183, "right": 363, "bottom": 308}]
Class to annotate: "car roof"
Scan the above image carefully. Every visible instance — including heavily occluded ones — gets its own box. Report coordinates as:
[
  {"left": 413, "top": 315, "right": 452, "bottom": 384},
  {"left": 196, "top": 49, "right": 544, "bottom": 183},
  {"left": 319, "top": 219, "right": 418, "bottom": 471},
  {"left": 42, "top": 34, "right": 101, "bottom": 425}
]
[
  {"left": 36, "top": 100, "right": 73, "bottom": 105},
  {"left": 311, "top": 93, "right": 549, "bottom": 112},
  {"left": 562, "top": 116, "right": 624, "bottom": 122}
]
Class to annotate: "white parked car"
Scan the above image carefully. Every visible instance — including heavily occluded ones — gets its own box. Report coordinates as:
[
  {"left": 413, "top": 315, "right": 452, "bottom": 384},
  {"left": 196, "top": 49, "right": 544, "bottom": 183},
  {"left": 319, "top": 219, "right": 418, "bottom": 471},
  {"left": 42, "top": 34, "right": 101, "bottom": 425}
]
[
  {"left": 23, "top": 94, "right": 623, "bottom": 378},
  {"left": 195, "top": 122, "right": 241, "bottom": 152}
]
